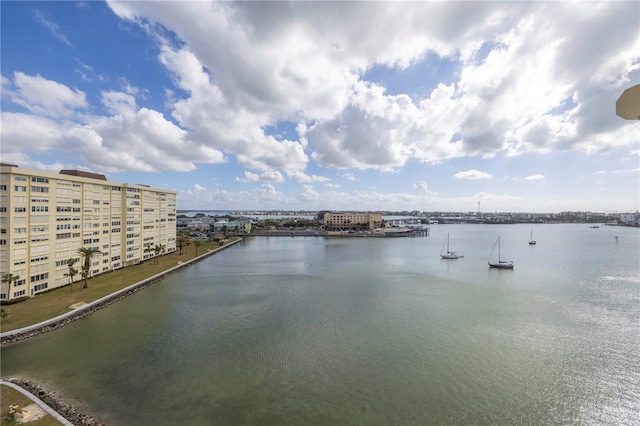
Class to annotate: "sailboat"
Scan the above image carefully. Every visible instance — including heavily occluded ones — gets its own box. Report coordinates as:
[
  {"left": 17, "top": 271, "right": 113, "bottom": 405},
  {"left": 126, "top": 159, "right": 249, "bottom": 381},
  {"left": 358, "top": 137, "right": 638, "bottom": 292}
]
[
  {"left": 489, "top": 236, "right": 514, "bottom": 269},
  {"left": 440, "top": 233, "right": 463, "bottom": 259},
  {"left": 529, "top": 229, "right": 536, "bottom": 245}
]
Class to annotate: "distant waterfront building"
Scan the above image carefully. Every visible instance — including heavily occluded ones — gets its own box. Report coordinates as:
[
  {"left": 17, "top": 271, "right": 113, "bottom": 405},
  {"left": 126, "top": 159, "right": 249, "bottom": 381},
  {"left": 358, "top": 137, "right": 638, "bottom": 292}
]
[
  {"left": 0, "top": 164, "right": 177, "bottom": 301},
  {"left": 323, "top": 212, "right": 383, "bottom": 231},
  {"left": 619, "top": 212, "right": 639, "bottom": 225}
]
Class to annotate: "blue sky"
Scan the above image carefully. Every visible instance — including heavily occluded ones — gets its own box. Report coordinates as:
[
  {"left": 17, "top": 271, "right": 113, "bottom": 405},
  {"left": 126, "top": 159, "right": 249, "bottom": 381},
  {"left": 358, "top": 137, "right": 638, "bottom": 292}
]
[{"left": 1, "top": 1, "right": 638, "bottom": 213}]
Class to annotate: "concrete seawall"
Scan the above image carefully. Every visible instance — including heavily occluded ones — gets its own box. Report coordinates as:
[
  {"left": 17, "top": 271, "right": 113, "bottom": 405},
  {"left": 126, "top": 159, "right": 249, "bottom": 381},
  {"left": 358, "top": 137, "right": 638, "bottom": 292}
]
[{"left": 0, "top": 239, "right": 242, "bottom": 346}]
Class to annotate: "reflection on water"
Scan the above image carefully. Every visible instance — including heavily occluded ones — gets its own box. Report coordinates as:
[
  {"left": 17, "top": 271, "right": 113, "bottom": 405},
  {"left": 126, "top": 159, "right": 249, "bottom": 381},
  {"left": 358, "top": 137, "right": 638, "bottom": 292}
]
[{"left": 1, "top": 224, "right": 639, "bottom": 425}]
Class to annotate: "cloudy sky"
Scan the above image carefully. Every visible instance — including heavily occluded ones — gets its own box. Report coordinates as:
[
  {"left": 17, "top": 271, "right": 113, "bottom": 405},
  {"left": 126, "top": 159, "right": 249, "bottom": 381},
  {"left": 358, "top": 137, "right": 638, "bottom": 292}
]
[{"left": 1, "top": 1, "right": 638, "bottom": 213}]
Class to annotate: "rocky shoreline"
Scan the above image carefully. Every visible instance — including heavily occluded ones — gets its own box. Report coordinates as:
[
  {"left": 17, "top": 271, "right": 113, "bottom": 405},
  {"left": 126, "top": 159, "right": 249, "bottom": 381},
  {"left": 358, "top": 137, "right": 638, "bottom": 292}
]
[
  {"left": 1, "top": 240, "right": 240, "bottom": 346},
  {"left": 1, "top": 270, "right": 170, "bottom": 346},
  {"left": 5, "top": 378, "right": 104, "bottom": 425}
]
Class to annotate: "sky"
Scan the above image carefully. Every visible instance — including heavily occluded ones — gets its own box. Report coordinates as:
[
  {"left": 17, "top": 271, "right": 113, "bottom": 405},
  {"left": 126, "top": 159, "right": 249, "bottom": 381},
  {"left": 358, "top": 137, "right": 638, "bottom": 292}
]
[{"left": 1, "top": 1, "right": 639, "bottom": 213}]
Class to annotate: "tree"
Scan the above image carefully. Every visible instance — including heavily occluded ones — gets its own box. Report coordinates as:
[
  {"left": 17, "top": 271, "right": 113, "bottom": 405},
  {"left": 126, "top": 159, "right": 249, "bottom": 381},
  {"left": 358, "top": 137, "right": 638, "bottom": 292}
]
[
  {"left": 64, "top": 258, "right": 79, "bottom": 293},
  {"left": 153, "top": 244, "right": 162, "bottom": 264},
  {"left": 76, "top": 247, "right": 103, "bottom": 289},
  {"left": 193, "top": 240, "right": 202, "bottom": 256},
  {"left": 2, "top": 273, "right": 20, "bottom": 287},
  {"left": 177, "top": 234, "right": 189, "bottom": 255},
  {"left": 2, "top": 273, "right": 20, "bottom": 298},
  {"left": 144, "top": 244, "right": 154, "bottom": 261}
]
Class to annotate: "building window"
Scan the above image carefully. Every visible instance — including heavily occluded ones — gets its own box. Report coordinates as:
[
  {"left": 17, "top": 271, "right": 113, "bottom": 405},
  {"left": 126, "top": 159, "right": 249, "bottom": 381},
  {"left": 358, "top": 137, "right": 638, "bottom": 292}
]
[
  {"left": 13, "top": 290, "right": 26, "bottom": 298},
  {"left": 14, "top": 186, "right": 26, "bottom": 192},
  {"left": 31, "top": 177, "right": 49, "bottom": 183},
  {"left": 14, "top": 207, "right": 26, "bottom": 213},
  {"left": 33, "top": 283, "right": 48, "bottom": 292},
  {"left": 30, "top": 273, "right": 49, "bottom": 282}
]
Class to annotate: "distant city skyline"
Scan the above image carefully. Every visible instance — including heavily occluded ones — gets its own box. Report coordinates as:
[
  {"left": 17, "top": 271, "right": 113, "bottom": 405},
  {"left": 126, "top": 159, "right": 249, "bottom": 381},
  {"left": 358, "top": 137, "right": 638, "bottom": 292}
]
[{"left": 1, "top": 1, "right": 638, "bottom": 213}]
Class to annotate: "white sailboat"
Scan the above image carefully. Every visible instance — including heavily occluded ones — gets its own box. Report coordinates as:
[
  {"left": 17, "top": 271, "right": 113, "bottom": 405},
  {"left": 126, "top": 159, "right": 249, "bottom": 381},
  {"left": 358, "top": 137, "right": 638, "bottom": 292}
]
[
  {"left": 529, "top": 229, "right": 536, "bottom": 245},
  {"left": 440, "top": 233, "right": 463, "bottom": 259},
  {"left": 489, "top": 236, "right": 513, "bottom": 269}
]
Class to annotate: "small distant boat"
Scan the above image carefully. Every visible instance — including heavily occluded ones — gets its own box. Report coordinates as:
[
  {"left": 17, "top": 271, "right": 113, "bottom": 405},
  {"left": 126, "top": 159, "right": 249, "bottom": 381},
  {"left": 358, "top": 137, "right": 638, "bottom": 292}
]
[
  {"left": 440, "top": 233, "right": 463, "bottom": 259},
  {"left": 489, "top": 236, "right": 514, "bottom": 269},
  {"left": 590, "top": 225, "right": 599, "bottom": 228},
  {"left": 529, "top": 229, "right": 536, "bottom": 245}
]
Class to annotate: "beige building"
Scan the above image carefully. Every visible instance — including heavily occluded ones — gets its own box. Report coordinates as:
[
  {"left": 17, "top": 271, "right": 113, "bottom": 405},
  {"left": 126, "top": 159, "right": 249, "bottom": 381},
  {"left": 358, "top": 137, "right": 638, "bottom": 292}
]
[
  {"left": 0, "top": 164, "right": 177, "bottom": 301},
  {"left": 323, "top": 212, "right": 383, "bottom": 231}
]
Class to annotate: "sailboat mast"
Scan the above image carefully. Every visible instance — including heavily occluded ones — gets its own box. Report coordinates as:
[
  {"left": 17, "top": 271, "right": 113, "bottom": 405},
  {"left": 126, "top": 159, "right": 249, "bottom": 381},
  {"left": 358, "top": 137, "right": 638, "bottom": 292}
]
[
  {"left": 447, "top": 233, "right": 450, "bottom": 253},
  {"left": 498, "top": 236, "right": 501, "bottom": 262}
]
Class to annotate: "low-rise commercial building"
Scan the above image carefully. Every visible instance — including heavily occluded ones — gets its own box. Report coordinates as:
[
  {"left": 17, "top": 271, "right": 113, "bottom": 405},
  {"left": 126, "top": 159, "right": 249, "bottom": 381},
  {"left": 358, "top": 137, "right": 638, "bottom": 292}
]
[
  {"left": 0, "top": 164, "right": 177, "bottom": 301},
  {"left": 323, "top": 212, "right": 383, "bottom": 231}
]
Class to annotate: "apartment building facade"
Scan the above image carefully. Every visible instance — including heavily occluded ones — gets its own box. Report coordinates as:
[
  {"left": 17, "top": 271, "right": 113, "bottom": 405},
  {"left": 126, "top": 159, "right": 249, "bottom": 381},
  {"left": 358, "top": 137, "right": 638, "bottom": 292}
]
[
  {"left": 323, "top": 212, "right": 383, "bottom": 231},
  {"left": 0, "top": 164, "right": 177, "bottom": 302}
]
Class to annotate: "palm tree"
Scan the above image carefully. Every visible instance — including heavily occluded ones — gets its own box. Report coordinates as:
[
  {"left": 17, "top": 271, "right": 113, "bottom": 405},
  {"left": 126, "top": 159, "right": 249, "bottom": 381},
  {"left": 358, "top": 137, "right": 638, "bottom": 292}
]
[
  {"left": 177, "top": 234, "right": 189, "bottom": 255},
  {"left": 2, "top": 273, "right": 20, "bottom": 295},
  {"left": 153, "top": 244, "right": 162, "bottom": 264},
  {"left": 193, "top": 240, "right": 202, "bottom": 256},
  {"left": 76, "top": 247, "right": 103, "bottom": 289},
  {"left": 64, "top": 258, "right": 79, "bottom": 293},
  {"left": 144, "top": 244, "right": 154, "bottom": 261}
]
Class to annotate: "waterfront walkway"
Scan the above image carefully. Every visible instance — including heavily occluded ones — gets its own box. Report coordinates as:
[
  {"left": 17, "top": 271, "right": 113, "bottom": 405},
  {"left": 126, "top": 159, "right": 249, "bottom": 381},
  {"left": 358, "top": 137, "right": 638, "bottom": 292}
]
[{"left": 1, "top": 380, "right": 74, "bottom": 425}]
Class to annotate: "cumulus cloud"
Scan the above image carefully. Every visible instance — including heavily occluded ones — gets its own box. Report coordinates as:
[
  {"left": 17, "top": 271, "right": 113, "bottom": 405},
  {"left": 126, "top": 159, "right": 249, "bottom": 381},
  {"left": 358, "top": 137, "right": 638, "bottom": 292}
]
[
  {"left": 0, "top": 73, "right": 227, "bottom": 173},
  {"left": 454, "top": 169, "right": 492, "bottom": 180},
  {"left": 412, "top": 181, "right": 438, "bottom": 195},
  {"left": 132, "top": 3, "right": 631, "bottom": 171},
  {"left": 6, "top": 72, "right": 87, "bottom": 117},
  {"left": 285, "top": 170, "right": 330, "bottom": 183},
  {"left": 525, "top": 174, "right": 545, "bottom": 180},
  {"left": 236, "top": 170, "right": 284, "bottom": 183},
  {"left": 3, "top": 1, "right": 638, "bottom": 212}
]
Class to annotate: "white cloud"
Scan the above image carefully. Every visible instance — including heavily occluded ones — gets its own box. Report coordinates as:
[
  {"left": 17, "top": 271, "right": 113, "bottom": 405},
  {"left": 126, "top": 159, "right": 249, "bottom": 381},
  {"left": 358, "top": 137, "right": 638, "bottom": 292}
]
[
  {"left": 412, "top": 181, "right": 438, "bottom": 196},
  {"left": 454, "top": 170, "right": 492, "bottom": 180},
  {"left": 101, "top": 90, "right": 137, "bottom": 116},
  {"left": 7, "top": 72, "right": 87, "bottom": 118},
  {"left": 285, "top": 170, "right": 330, "bottom": 183},
  {"left": 33, "top": 9, "right": 71, "bottom": 46},
  {"left": 525, "top": 174, "right": 545, "bottom": 181},
  {"left": 237, "top": 170, "right": 284, "bottom": 183},
  {"left": 4, "top": 1, "right": 639, "bottom": 213},
  {"left": 341, "top": 173, "right": 359, "bottom": 181}
]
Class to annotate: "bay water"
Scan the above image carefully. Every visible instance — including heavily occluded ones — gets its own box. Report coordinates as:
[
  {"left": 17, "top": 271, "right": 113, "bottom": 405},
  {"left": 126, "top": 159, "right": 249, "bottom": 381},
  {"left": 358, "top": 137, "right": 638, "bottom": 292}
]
[{"left": 1, "top": 224, "right": 639, "bottom": 425}]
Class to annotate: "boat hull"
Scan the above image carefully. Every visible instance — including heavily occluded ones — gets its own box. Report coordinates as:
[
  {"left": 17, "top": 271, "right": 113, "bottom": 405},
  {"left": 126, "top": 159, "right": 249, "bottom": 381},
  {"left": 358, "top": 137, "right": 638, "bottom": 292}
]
[
  {"left": 441, "top": 254, "right": 464, "bottom": 259},
  {"left": 489, "top": 261, "right": 514, "bottom": 269}
]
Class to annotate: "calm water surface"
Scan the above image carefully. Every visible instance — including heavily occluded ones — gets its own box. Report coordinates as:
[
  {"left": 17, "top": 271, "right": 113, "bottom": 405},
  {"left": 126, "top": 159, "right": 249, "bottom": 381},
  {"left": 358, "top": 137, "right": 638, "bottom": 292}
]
[{"left": 2, "top": 224, "right": 639, "bottom": 425}]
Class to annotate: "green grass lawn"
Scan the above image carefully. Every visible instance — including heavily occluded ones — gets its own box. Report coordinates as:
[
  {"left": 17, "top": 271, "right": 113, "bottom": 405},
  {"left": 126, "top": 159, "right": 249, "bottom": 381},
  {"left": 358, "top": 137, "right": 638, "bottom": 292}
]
[{"left": 0, "top": 239, "right": 238, "bottom": 333}]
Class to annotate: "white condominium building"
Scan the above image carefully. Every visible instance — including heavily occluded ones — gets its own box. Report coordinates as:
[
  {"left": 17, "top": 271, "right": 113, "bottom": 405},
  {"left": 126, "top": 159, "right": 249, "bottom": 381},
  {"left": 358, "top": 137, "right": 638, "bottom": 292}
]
[{"left": 0, "top": 164, "right": 177, "bottom": 302}]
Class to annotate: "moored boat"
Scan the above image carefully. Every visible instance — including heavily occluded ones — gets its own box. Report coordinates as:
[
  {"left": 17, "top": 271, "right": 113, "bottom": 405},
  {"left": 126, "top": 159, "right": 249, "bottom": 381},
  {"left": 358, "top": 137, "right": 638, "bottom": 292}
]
[
  {"left": 489, "top": 236, "right": 513, "bottom": 269},
  {"left": 440, "top": 233, "right": 463, "bottom": 259}
]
